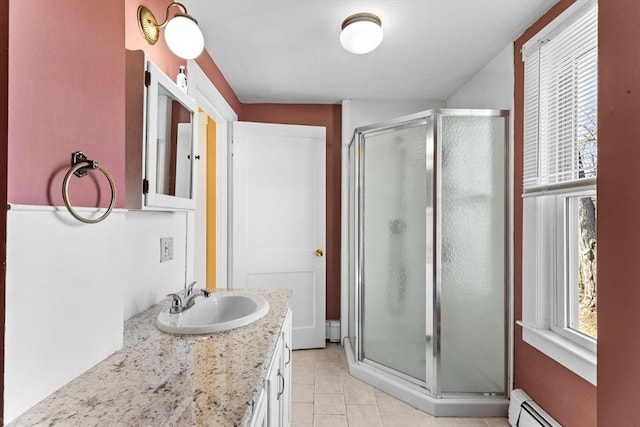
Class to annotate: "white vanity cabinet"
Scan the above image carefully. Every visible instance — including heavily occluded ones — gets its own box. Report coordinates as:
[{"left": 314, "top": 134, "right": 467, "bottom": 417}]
[
  {"left": 266, "top": 332, "right": 285, "bottom": 426},
  {"left": 250, "top": 388, "right": 268, "bottom": 427},
  {"left": 252, "top": 309, "right": 292, "bottom": 427},
  {"left": 281, "top": 309, "right": 292, "bottom": 425}
]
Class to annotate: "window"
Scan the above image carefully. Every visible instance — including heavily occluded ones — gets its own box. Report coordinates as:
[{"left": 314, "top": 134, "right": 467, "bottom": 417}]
[{"left": 520, "top": 0, "right": 598, "bottom": 384}]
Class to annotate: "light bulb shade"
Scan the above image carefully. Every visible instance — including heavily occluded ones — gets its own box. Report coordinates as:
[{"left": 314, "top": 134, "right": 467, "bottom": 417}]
[
  {"left": 165, "top": 14, "right": 204, "bottom": 59},
  {"left": 340, "top": 13, "right": 383, "bottom": 54}
]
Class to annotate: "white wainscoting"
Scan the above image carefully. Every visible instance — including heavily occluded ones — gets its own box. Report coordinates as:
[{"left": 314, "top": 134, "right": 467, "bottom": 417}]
[
  {"left": 123, "top": 210, "right": 188, "bottom": 319},
  {"left": 4, "top": 205, "right": 190, "bottom": 423}
]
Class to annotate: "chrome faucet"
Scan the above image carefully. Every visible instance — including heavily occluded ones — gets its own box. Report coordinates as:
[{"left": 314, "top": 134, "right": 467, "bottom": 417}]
[
  {"left": 184, "top": 288, "right": 211, "bottom": 309},
  {"left": 185, "top": 281, "right": 197, "bottom": 297},
  {"left": 167, "top": 281, "right": 211, "bottom": 314}
]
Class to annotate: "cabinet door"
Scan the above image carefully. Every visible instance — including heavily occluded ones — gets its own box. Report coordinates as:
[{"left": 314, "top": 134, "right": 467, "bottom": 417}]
[
  {"left": 144, "top": 60, "right": 198, "bottom": 210},
  {"left": 281, "top": 310, "right": 293, "bottom": 427},
  {"left": 267, "top": 338, "right": 284, "bottom": 427},
  {"left": 250, "top": 388, "right": 268, "bottom": 427}
]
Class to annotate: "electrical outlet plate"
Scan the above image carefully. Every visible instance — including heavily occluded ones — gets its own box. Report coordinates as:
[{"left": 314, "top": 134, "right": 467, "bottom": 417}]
[{"left": 160, "top": 237, "right": 174, "bottom": 262}]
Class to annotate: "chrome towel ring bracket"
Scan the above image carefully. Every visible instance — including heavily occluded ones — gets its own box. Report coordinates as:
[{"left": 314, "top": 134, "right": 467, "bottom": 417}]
[{"left": 62, "top": 151, "right": 116, "bottom": 224}]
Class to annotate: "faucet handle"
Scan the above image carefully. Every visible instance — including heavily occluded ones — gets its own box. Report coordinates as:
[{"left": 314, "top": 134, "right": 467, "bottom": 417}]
[
  {"left": 167, "top": 293, "right": 183, "bottom": 314},
  {"left": 185, "top": 281, "right": 197, "bottom": 296}
]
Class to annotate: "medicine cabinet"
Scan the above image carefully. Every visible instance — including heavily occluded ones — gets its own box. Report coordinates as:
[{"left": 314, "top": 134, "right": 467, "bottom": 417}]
[{"left": 125, "top": 49, "right": 198, "bottom": 210}]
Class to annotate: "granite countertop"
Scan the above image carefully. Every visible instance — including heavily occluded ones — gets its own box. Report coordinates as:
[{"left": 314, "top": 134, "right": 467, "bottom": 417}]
[{"left": 10, "top": 288, "right": 292, "bottom": 427}]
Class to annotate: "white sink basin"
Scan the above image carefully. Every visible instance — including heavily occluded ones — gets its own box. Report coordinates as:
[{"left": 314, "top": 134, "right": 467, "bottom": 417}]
[{"left": 156, "top": 291, "right": 270, "bottom": 335}]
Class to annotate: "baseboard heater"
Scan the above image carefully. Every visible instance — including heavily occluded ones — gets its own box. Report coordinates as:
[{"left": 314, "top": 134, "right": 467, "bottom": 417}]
[
  {"left": 508, "top": 389, "right": 561, "bottom": 427},
  {"left": 325, "top": 320, "right": 340, "bottom": 342}
]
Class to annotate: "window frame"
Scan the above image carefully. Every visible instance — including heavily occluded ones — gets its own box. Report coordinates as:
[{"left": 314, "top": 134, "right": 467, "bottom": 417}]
[
  {"left": 521, "top": 189, "right": 597, "bottom": 385},
  {"left": 519, "top": 0, "right": 597, "bottom": 386},
  {"left": 551, "top": 188, "right": 597, "bottom": 353}
]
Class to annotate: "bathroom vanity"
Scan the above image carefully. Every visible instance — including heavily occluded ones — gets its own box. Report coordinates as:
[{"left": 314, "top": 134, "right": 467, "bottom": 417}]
[{"left": 9, "top": 288, "right": 292, "bottom": 426}]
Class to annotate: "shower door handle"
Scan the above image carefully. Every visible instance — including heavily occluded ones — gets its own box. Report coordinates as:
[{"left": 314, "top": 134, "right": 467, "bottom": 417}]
[{"left": 315, "top": 249, "right": 324, "bottom": 257}]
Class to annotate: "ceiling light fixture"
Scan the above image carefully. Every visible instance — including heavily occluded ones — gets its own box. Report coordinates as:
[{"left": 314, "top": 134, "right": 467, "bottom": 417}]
[
  {"left": 340, "top": 13, "right": 384, "bottom": 55},
  {"left": 137, "top": 2, "right": 204, "bottom": 60}
]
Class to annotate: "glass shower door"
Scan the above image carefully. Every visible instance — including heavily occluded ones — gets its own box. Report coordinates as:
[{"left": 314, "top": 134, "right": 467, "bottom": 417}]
[{"left": 360, "top": 119, "right": 431, "bottom": 385}]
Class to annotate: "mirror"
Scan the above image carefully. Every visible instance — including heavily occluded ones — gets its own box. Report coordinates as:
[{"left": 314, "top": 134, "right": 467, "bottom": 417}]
[
  {"left": 144, "top": 60, "right": 198, "bottom": 210},
  {"left": 155, "top": 86, "right": 193, "bottom": 199}
]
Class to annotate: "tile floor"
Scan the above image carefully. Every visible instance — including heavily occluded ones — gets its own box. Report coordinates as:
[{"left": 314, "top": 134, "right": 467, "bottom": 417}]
[{"left": 291, "top": 342, "right": 511, "bottom": 427}]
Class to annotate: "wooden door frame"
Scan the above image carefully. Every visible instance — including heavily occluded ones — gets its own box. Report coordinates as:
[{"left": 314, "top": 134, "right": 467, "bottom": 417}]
[{"left": 189, "top": 61, "right": 237, "bottom": 289}]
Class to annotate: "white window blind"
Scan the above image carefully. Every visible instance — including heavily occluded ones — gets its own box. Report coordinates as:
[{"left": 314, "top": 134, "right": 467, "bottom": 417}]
[{"left": 523, "top": 2, "right": 598, "bottom": 193}]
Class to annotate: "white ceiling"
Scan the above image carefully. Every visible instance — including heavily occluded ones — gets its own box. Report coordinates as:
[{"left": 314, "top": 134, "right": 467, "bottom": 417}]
[{"left": 183, "top": 0, "right": 558, "bottom": 104}]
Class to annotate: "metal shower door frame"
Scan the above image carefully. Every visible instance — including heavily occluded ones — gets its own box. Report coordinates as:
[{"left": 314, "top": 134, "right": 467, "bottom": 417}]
[{"left": 353, "top": 112, "right": 433, "bottom": 392}]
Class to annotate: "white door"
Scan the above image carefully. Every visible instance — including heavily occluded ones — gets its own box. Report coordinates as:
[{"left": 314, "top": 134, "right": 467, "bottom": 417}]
[{"left": 232, "top": 121, "right": 326, "bottom": 349}]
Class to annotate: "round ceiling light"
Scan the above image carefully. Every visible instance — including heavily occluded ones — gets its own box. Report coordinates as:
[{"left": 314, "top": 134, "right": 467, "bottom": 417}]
[
  {"left": 165, "top": 14, "right": 205, "bottom": 60},
  {"left": 340, "top": 13, "right": 383, "bottom": 55}
]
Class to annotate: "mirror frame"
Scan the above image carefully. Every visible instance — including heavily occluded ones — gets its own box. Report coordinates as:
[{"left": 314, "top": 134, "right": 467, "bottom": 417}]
[{"left": 145, "top": 60, "right": 198, "bottom": 210}]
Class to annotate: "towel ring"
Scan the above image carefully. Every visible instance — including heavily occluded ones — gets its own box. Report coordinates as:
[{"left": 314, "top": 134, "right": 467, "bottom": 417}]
[{"left": 62, "top": 152, "right": 116, "bottom": 224}]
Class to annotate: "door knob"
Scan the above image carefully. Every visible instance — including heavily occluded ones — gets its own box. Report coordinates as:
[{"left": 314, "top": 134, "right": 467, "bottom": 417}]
[{"left": 315, "top": 249, "right": 324, "bottom": 257}]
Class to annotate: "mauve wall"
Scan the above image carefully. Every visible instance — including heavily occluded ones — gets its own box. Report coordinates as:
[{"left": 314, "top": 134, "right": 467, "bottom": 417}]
[
  {"left": 8, "top": 0, "right": 125, "bottom": 208},
  {"left": 0, "top": 0, "right": 8, "bottom": 423},
  {"left": 241, "top": 104, "right": 342, "bottom": 320},
  {"left": 513, "top": 1, "right": 597, "bottom": 425},
  {"left": 598, "top": 1, "right": 640, "bottom": 425}
]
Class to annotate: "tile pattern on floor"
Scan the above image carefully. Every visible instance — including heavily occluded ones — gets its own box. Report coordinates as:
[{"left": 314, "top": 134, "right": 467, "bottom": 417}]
[{"left": 291, "top": 343, "right": 511, "bottom": 427}]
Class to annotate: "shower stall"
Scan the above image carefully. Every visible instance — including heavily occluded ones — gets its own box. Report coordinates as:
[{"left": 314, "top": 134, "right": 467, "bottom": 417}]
[{"left": 346, "top": 109, "right": 509, "bottom": 416}]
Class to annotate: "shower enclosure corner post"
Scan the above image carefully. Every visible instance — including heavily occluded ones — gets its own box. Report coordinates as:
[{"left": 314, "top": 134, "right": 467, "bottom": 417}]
[
  {"left": 347, "top": 130, "right": 365, "bottom": 363},
  {"left": 430, "top": 112, "right": 442, "bottom": 398},
  {"left": 503, "top": 112, "right": 512, "bottom": 396},
  {"left": 355, "top": 132, "right": 364, "bottom": 363}
]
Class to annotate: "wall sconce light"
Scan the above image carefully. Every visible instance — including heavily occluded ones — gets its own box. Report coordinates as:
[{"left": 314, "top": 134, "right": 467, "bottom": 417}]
[
  {"left": 137, "top": 2, "right": 204, "bottom": 60},
  {"left": 340, "top": 13, "right": 384, "bottom": 55}
]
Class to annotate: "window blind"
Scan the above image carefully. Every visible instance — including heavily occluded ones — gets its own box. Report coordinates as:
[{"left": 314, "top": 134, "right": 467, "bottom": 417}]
[{"left": 523, "top": 2, "right": 598, "bottom": 193}]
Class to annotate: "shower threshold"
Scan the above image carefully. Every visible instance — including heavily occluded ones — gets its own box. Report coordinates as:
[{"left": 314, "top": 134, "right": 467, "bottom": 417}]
[{"left": 343, "top": 338, "right": 509, "bottom": 418}]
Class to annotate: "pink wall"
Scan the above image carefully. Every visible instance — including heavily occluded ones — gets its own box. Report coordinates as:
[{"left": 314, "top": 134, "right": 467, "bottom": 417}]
[
  {"left": 513, "top": 1, "right": 597, "bottom": 425},
  {"left": 0, "top": 0, "right": 8, "bottom": 423},
  {"left": 6, "top": 0, "right": 242, "bottom": 210},
  {"left": 8, "top": 0, "right": 125, "bottom": 208},
  {"left": 597, "top": 1, "right": 640, "bottom": 425}
]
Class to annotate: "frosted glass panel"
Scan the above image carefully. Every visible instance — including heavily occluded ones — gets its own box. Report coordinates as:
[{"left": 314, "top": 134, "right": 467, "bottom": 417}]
[
  {"left": 439, "top": 116, "right": 506, "bottom": 394},
  {"left": 362, "top": 122, "right": 428, "bottom": 382}
]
